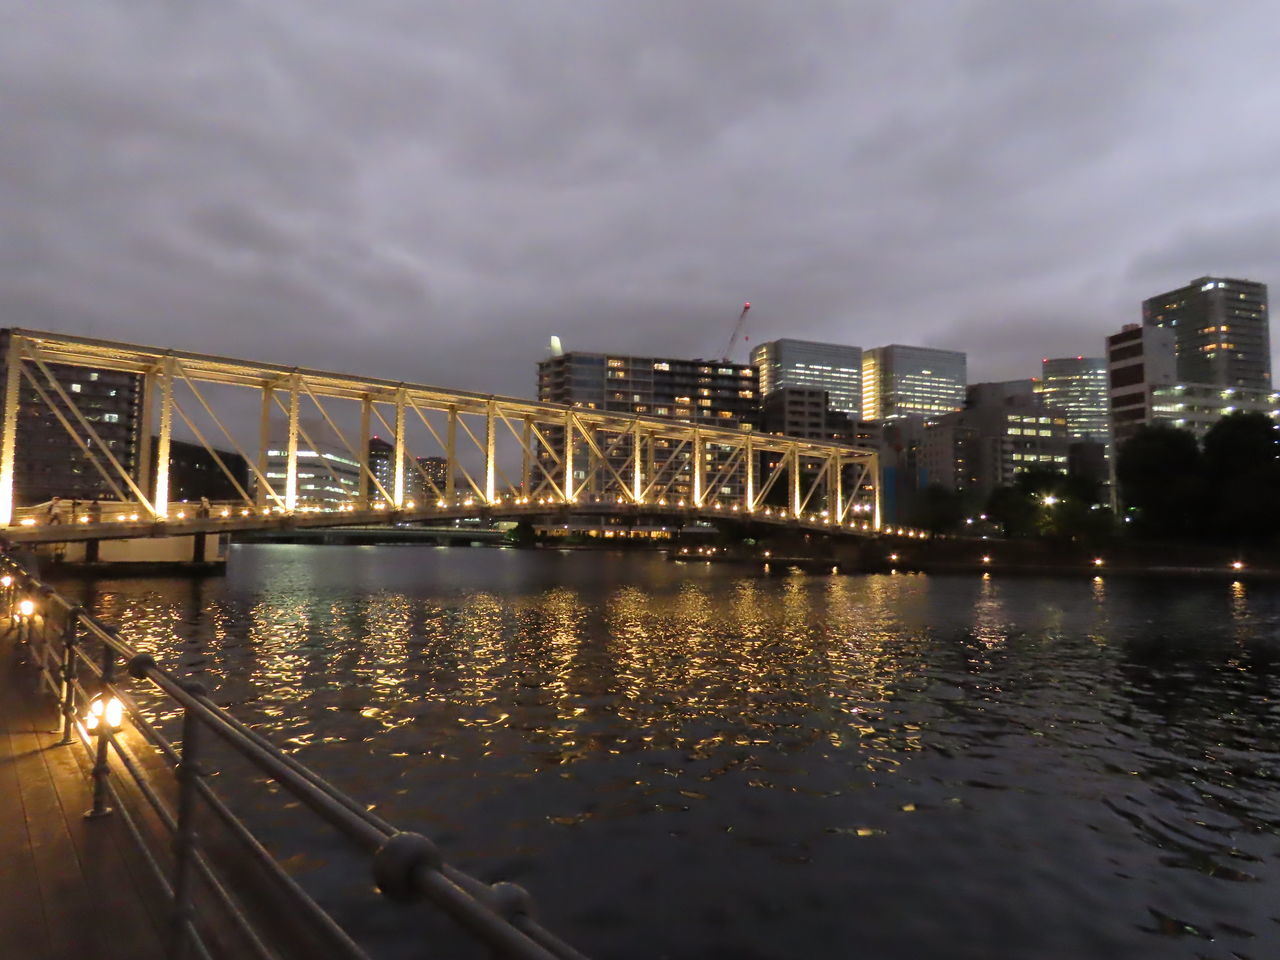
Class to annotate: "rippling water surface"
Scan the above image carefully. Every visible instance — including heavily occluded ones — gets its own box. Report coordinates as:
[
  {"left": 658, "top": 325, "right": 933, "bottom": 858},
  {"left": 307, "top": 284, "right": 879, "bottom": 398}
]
[{"left": 58, "top": 545, "right": 1280, "bottom": 959}]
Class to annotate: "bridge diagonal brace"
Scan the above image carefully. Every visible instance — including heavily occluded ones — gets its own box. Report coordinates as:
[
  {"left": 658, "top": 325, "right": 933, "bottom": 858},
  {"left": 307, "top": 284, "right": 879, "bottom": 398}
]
[
  {"left": 753, "top": 452, "right": 790, "bottom": 511},
  {"left": 174, "top": 361, "right": 286, "bottom": 509},
  {"left": 26, "top": 348, "right": 155, "bottom": 514},
  {"left": 168, "top": 395, "right": 254, "bottom": 506},
  {"left": 401, "top": 396, "right": 486, "bottom": 500},
  {"left": 18, "top": 364, "right": 130, "bottom": 504},
  {"left": 270, "top": 392, "right": 351, "bottom": 505},
  {"left": 575, "top": 424, "right": 638, "bottom": 502},
  {"left": 699, "top": 442, "right": 744, "bottom": 503},
  {"left": 298, "top": 380, "right": 395, "bottom": 505},
  {"left": 640, "top": 437, "right": 690, "bottom": 502}
]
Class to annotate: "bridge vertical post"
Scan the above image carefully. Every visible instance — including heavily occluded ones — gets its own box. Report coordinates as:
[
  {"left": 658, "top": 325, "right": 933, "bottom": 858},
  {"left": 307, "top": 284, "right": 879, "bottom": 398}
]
[
  {"left": 285, "top": 376, "right": 300, "bottom": 513},
  {"left": 692, "top": 428, "right": 703, "bottom": 506},
  {"left": 393, "top": 389, "right": 406, "bottom": 509},
  {"left": 136, "top": 367, "right": 156, "bottom": 509},
  {"left": 257, "top": 386, "right": 273, "bottom": 510},
  {"left": 744, "top": 433, "right": 754, "bottom": 512},
  {"left": 521, "top": 416, "right": 532, "bottom": 499},
  {"left": 563, "top": 409, "right": 575, "bottom": 501},
  {"left": 632, "top": 424, "right": 642, "bottom": 503},
  {"left": 485, "top": 399, "right": 496, "bottom": 504},
  {"left": 872, "top": 451, "right": 882, "bottom": 531},
  {"left": 152, "top": 356, "right": 173, "bottom": 518},
  {"left": 359, "top": 397, "right": 371, "bottom": 509},
  {"left": 446, "top": 405, "right": 457, "bottom": 503},
  {"left": 831, "top": 453, "right": 843, "bottom": 523},
  {"left": 790, "top": 446, "right": 802, "bottom": 517},
  {"left": 0, "top": 334, "right": 23, "bottom": 527}
]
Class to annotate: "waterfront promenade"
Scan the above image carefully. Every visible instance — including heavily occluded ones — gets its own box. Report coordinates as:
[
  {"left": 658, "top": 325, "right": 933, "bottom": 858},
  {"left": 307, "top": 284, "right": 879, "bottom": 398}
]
[{"left": 1, "top": 630, "right": 163, "bottom": 960}]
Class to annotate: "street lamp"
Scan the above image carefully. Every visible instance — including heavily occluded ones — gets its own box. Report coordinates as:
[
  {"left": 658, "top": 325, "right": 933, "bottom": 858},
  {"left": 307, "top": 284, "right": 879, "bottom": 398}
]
[{"left": 84, "top": 692, "right": 124, "bottom": 819}]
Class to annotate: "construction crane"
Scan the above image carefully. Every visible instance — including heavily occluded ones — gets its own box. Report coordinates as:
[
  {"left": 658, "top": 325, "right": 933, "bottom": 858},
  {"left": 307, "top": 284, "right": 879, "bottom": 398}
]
[{"left": 720, "top": 301, "right": 751, "bottom": 362}]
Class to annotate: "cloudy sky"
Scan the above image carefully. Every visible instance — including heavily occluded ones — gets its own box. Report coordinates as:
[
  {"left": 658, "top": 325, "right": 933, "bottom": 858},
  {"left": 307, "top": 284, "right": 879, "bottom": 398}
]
[{"left": 3, "top": 1, "right": 1279, "bottom": 396}]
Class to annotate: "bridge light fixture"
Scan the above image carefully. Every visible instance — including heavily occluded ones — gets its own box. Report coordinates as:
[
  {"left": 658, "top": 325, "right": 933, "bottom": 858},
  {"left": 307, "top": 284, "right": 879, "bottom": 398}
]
[
  {"left": 677, "top": 500, "right": 685, "bottom": 507},
  {"left": 240, "top": 509, "right": 250, "bottom": 516},
  {"left": 128, "top": 513, "right": 139, "bottom": 522},
  {"left": 1093, "top": 558, "right": 1104, "bottom": 567},
  {"left": 18, "top": 598, "right": 35, "bottom": 618},
  {"left": 1232, "top": 560, "right": 1245, "bottom": 570},
  {"left": 19, "top": 518, "right": 36, "bottom": 526},
  {"left": 888, "top": 554, "right": 899, "bottom": 563},
  {"left": 406, "top": 501, "right": 416, "bottom": 510},
  {"left": 982, "top": 555, "right": 991, "bottom": 564},
  {"left": 0, "top": 575, "right": 10, "bottom": 587},
  {"left": 220, "top": 509, "right": 230, "bottom": 518},
  {"left": 78, "top": 515, "right": 90, "bottom": 524},
  {"left": 763, "top": 550, "right": 771, "bottom": 558}
]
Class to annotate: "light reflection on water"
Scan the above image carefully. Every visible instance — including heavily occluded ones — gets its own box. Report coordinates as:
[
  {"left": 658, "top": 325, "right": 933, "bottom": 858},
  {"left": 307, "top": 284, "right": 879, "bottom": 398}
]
[{"left": 56, "top": 545, "right": 1280, "bottom": 960}]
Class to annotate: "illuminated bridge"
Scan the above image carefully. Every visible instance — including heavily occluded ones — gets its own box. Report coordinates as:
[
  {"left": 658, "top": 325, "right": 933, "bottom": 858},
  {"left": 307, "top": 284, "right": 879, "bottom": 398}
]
[{"left": 0, "top": 329, "right": 923, "bottom": 550}]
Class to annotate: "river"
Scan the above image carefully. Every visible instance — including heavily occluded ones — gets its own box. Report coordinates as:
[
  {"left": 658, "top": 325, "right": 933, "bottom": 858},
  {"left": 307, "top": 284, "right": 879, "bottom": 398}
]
[{"left": 57, "top": 544, "right": 1280, "bottom": 960}]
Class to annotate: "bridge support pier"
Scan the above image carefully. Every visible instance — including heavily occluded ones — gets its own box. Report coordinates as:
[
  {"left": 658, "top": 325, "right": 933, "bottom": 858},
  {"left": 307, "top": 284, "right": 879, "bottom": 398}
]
[{"left": 49, "top": 535, "right": 225, "bottom": 569}]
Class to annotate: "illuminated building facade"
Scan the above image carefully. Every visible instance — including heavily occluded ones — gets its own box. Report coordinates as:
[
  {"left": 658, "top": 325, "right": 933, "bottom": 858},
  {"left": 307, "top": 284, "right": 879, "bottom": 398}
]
[
  {"left": 751, "top": 339, "right": 862, "bottom": 418},
  {"left": 0, "top": 345, "right": 143, "bottom": 505},
  {"left": 1143, "top": 277, "right": 1270, "bottom": 390},
  {"left": 861, "top": 345, "right": 966, "bottom": 422},
  {"left": 1036, "top": 357, "right": 1109, "bottom": 442},
  {"left": 1110, "top": 302, "right": 1278, "bottom": 446},
  {"left": 537, "top": 352, "right": 757, "bottom": 503},
  {"left": 265, "top": 436, "right": 360, "bottom": 506},
  {"left": 923, "top": 381, "right": 1068, "bottom": 497}
]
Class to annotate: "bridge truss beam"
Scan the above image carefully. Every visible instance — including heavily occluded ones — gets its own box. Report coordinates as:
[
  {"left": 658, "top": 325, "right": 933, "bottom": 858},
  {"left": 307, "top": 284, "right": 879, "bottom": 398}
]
[{"left": 0, "top": 329, "right": 887, "bottom": 539}]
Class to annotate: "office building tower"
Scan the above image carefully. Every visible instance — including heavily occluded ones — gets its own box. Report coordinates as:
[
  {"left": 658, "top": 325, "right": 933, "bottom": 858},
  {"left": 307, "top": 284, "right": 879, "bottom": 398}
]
[
  {"left": 751, "top": 339, "right": 862, "bottom": 418},
  {"left": 264, "top": 435, "right": 361, "bottom": 507},
  {"left": 1143, "top": 277, "right": 1270, "bottom": 389},
  {"left": 922, "top": 380, "right": 1069, "bottom": 498},
  {"left": 861, "top": 345, "right": 966, "bottom": 421},
  {"left": 0, "top": 342, "right": 143, "bottom": 504},
  {"left": 1109, "top": 318, "right": 1277, "bottom": 446},
  {"left": 1036, "top": 357, "right": 1109, "bottom": 442},
  {"left": 760, "top": 387, "right": 856, "bottom": 444},
  {"left": 537, "top": 352, "right": 757, "bottom": 503}
]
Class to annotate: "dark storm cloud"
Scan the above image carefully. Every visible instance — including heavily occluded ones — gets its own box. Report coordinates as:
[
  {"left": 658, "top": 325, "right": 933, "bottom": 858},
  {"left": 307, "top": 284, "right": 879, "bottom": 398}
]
[{"left": 2, "top": 0, "right": 1279, "bottom": 392}]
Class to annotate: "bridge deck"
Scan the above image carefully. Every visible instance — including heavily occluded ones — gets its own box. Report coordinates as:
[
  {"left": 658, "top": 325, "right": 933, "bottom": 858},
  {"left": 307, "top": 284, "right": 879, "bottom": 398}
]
[{"left": 0, "top": 629, "right": 164, "bottom": 960}]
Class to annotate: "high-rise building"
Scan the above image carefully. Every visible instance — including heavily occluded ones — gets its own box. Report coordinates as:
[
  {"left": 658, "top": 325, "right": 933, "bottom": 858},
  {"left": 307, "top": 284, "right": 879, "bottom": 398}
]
[
  {"left": 760, "top": 387, "right": 856, "bottom": 444},
  {"left": 1036, "top": 357, "right": 1109, "bottom": 442},
  {"left": 923, "top": 380, "right": 1069, "bottom": 498},
  {"left": 537, "top": 352, "right": 757, "bottom": 503},
  {"left": 751, "top": 339, "right": 862, "bottom": 418},
  {"left": 264, "top": 436, "right": 361, "bottom": 507},
  {"left": 0, "top": 342, "right": 143, "bottom": 505},
  {"left": 1109, "top": 311, "right": 1278, "bottom": 446},
  {"left": 861, "top": 345, "right": 966, "bottom": 421},
  {"left": 1143, "top": 277, "right": 1270, "bottom": 390}
]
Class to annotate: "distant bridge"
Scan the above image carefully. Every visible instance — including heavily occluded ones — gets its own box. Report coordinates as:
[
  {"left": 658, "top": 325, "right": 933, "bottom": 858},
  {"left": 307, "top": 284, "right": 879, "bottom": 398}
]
[{"left": 0, "top": 329, "right": 924, "bottom": 547}]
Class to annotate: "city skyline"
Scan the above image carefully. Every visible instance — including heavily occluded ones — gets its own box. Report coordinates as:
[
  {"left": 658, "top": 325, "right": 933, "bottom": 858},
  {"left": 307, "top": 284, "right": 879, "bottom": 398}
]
[{"left": 3, "top": 4, "right": 1280, "bottom": 398}]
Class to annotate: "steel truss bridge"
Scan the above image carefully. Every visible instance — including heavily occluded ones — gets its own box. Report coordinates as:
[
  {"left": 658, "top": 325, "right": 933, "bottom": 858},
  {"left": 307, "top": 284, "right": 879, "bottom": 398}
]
[{"left": 0, "top": 329, "right": 924, "bottom": 545}]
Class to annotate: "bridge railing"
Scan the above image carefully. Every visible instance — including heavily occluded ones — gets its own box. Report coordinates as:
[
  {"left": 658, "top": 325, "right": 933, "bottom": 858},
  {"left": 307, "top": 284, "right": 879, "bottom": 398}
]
[{"left": 1, "top": 555, "right": 590, "bottom": 960}]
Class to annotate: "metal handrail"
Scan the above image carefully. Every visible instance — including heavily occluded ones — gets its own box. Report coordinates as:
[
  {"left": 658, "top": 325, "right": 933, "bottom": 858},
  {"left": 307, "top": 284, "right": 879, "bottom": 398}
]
[{"left": 0, "top": 555, "right": 590, "bottom": 960}]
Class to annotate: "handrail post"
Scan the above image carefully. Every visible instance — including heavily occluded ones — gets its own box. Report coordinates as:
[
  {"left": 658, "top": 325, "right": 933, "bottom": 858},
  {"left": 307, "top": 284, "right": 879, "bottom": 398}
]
[
  {"left": 57, "top": 606, "right": 81, "bottom": 745},
  {"left": 84, "top": 642, "right": 116, "bottom": 819},
  {"left": 169, "top": 691, "right": 204, "bottom": 959}
]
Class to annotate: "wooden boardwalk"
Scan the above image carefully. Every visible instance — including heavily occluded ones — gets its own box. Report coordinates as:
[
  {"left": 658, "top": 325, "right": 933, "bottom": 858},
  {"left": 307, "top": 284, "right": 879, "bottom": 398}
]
[{"left": 1, "top": 631, "right": 165, "bottom": 960}]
